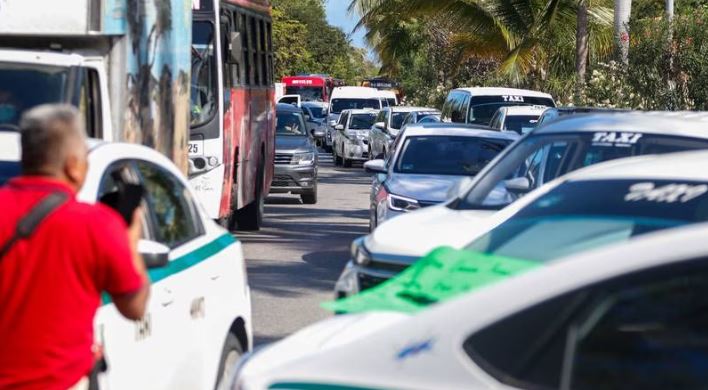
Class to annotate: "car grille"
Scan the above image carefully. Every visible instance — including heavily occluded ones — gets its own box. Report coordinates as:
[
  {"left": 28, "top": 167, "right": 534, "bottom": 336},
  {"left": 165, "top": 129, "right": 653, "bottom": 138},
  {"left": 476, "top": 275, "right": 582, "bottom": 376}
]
[
  {"left": 358, "top": 273, "right": 389, "bottom": 291},
  {"left": 367, "top": 260, "right": 409, "bottom": 274},
  {"left": 418, "top": 200, "right": 439, "bottom": 208},
  {"left": 272, "top": 175, "right": 298, "bottom": 187},
  {"left": 275, "top": 153, "right": 293, "bottom": 165}
]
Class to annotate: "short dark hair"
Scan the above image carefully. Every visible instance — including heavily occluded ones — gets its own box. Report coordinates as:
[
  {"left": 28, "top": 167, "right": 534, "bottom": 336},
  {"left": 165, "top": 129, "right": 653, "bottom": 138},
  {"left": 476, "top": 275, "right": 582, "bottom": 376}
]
[{"left": 20, "top": 104, "right": 84, "bottom": 174}]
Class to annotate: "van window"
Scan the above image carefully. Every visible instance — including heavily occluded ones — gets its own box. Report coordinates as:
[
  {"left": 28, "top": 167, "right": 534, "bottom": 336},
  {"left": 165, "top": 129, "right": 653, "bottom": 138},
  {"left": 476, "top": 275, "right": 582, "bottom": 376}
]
[
  {"left": 443, "top": 91, "right": 471, "bottom": 123},
  {"left": 330, "top": 99, "right": 380, "bottom": 114}
]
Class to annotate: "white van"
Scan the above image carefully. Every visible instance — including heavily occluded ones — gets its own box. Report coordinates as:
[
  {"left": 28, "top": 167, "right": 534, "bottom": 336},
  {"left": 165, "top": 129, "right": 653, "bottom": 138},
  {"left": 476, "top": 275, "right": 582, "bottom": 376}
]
[
  {"left": 324, "top": 87, "right": 384, "bottom": 152},
  {"left": 442, "top": 87, "right": 555, "bottom": 126}
]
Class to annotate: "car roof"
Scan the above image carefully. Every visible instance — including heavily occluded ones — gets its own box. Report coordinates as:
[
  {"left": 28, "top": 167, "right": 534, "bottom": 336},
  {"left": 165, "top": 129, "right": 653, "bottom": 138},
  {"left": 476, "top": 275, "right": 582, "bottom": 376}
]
[
  {"left": 420, "top": 221, "right": 708, "bottom": 332},
  {"left": 533, "top": 112, "right": 708, "bottom": 138},
  {"left": 276, "top": 103, "right": 303, "bottom": 113},
  {"left": 402, "top": 123, "right": 519, "bottom": 141},
  {"left": 344, "top": 109, "right": 379, "bottom": 115},
  {"left": 0, "top": 49, "right": 87, "bottom": 67},
  {"left": 331, "top": 86, "right": 380, "bottom": 99},
  {"left": 453, "top": 87, "right": 554, "bottom": 100},
  {"left": 388, "top": 106, "right": 439, "bottom": 113},
  {"left": 501, "top": 105, "right": 548, "bottom": 116},
  {"left": 565, "top": 149, "right": 708, "bottom": 182}
]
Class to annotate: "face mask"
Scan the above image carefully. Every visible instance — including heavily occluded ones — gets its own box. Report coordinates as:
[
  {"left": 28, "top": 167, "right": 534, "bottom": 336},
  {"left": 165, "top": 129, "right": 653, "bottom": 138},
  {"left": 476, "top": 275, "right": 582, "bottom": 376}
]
[{"left": 0, "top": 104, "right": 17, "bottom": 123}]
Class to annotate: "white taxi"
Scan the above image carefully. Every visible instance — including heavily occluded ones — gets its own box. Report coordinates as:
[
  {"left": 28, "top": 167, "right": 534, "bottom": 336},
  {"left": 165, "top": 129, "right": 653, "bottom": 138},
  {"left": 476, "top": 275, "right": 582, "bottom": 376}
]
[
  {"left": 335, "top": 112, "right": 708, "bottom": 297},
  {"left": 0, "top": 132, "right": 252, "bottom": 389},
  {"left": 232, "top": 219, "right": 708, "bottom": 389}
]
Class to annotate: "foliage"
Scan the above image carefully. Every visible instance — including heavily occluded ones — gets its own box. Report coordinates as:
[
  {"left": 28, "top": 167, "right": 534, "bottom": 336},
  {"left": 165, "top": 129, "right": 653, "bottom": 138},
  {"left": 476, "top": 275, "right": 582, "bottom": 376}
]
[{"left": 271, "top": 0, "right": 378, "bottom": 83}]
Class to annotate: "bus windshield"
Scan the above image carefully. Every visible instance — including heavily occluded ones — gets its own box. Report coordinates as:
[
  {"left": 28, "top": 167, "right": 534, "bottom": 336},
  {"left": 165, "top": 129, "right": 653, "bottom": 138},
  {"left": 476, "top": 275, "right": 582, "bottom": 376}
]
[
  {"left": 285, "top": 86, "right": 324, "bottom": 102},
  {"left": 0, "top": 63, "right": 69, "bottom": 128},
  {"left": 191, "top": 21, "right": 217, "bottom": 128},
  {"left": 330, "top": 99, "right": 380, "bottom": 114}
]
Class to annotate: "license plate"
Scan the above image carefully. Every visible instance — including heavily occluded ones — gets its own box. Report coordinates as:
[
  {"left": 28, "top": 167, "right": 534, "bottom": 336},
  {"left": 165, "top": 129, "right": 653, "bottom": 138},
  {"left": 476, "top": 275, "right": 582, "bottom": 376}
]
[{"left": 188, "top": 141, "right": 203, "bottom": 156}]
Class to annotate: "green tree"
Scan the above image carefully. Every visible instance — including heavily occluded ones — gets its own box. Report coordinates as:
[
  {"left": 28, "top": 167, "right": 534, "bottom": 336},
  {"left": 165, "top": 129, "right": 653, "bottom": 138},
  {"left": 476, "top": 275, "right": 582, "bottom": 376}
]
[{"left": 272, "top": 8, "right": 313, "bottom": 80}]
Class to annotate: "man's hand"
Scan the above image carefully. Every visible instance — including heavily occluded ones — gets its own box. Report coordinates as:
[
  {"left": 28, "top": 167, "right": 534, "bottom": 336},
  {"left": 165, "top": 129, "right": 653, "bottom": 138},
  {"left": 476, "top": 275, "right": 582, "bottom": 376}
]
[{"left": 113, "top": 207, "right": 150, "bottom": 321}]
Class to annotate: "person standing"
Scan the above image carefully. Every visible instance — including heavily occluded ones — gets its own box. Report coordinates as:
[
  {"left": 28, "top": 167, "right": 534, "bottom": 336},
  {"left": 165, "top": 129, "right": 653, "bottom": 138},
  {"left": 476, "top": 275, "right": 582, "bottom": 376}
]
[{"left": 0, "top": 105, "right": 150, "bottom": 390}]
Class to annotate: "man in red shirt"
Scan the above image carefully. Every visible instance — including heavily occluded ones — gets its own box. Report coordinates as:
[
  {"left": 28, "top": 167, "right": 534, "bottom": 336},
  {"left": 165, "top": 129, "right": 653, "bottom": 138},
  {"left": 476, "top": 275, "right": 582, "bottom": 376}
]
[{"left": 0, "top": 105, "right": 150, "bottom": 390}]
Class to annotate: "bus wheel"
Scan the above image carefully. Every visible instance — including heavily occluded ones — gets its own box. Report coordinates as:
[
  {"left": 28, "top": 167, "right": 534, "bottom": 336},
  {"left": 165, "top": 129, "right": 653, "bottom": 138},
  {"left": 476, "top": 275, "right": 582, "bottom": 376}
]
[{"left": 235, "top": 162, "right": 264, "bottom": 231}]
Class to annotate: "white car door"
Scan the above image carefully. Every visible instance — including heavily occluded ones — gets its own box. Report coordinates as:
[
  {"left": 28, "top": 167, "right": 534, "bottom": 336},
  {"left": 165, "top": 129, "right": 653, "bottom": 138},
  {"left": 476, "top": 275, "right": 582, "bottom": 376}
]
[{"left": 91, "top": 160, "right": 176, "bottom": 390}]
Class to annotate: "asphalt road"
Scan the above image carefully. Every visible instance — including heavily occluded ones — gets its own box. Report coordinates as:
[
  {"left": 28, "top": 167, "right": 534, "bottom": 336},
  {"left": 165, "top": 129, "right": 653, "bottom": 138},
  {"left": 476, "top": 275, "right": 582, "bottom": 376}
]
[{"left": 239, "top": 153, "right": 371, "bottom": 345}]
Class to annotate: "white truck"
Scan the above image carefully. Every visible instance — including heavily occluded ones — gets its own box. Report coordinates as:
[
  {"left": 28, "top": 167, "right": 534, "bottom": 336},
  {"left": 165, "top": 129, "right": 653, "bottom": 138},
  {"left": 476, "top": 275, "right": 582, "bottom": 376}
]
[{"left": 0, "top": 0, "right": 192, "bottom": 170}]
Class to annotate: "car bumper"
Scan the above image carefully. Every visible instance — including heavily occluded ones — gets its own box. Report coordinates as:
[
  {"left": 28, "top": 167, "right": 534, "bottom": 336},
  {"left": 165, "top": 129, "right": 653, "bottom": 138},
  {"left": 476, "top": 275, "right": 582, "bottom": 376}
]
[
  {"left": 334, "top": 255, "right": 414, "bottom": 298},
  {"left": 270, "top": 165, "right": 317, "bottom": 194},
  {"left": 343, "top": 139, "right": 369, "bottom": 160}
]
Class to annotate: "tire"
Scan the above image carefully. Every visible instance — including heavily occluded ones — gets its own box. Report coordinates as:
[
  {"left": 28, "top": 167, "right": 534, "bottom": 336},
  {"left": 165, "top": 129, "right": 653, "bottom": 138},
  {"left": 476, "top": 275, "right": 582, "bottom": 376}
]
[
  {"left": 234, "top": 161, "right": 264, "bottom": 231},
  {"left": 214, "top": 333, "right": 243, "bottom": 390},
  {"left": 301, "top": 182, "right": 318, "bottom": 204},
  {"left": 334, "top": 150, "right": 343, "bottom": 166},
  {"left": 343, "top": 154, "right": 352, "bottom": 168}
]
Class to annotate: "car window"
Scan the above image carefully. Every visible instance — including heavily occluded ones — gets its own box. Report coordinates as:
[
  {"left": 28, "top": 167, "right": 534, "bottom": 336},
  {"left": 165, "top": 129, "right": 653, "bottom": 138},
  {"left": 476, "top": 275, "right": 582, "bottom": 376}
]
[
  {"left": 338, "top": 112, "right": 349, "bottom": 126},
  {"left": 349, "top": 113, "right": 377, "bottom": 130},
  {"left": 97, "top": 161, "right": 154, "bottom": 240},
  {"left": 463, "top": 258, "right": 708, "bottom": 389},
  {"left": 276, "top": 111, "right": 307, "bottom": 136},
  {"left": 504, "top": 115, "right": 540, "bottom": 134},
  {"left": 466, "top": 179, "right": 708, "bottom": 263},
  {"left": 395, "top": 136, "right": 510, "bottom": 176},
  {"left": 390, "top": 112, "right": 407, "bottom": 130},
  {"left": 375, "top": 110, "right": 386, "bottom": 124},
  {"left": 136, "top": 161, "right": 203, "bottom": 248}
]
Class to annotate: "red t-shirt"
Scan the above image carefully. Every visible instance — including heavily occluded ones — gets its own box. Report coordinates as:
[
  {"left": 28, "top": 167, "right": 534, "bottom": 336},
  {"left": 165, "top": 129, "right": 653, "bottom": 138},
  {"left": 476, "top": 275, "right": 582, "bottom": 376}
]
[{"left": 0, "top": 177, "right": 144, "bottom": 390}]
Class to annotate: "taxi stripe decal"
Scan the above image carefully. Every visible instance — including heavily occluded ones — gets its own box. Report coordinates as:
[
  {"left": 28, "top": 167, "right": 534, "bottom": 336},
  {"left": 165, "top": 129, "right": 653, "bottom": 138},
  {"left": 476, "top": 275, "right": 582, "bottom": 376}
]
[
  {"left": 102, "top": 233, "right": 237, "bottom": 305},
  {"left": 269, "top": 383, "right": 382, "bottom": 390}
]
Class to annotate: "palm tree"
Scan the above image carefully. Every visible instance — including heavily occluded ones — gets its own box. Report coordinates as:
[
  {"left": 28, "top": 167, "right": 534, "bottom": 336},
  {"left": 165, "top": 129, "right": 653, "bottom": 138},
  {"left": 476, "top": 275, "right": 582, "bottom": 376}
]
[
  {"left": 350, "top": 0, "right": 613, "bottom": 84},
  {"left": 614, "top": 0, "right": 632, "bottom": 63}
]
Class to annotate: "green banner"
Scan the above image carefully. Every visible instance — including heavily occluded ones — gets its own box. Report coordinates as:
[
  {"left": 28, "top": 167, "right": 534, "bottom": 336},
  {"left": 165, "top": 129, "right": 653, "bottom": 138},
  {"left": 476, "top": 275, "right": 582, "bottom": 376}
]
[{"left": 323, "top": 247, "right": 540, "bottom": 314}]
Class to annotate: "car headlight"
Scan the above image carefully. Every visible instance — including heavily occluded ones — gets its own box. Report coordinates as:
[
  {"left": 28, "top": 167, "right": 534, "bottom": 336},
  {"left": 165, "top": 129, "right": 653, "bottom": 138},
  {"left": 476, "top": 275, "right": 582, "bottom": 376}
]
[
  {"left": 292, "top": 152, "right": 315, "bottom": 166},
  {"left": 387, "top": 193, "right": 421, "bottom": 212},
  {"left": 350, "top": 237, "right": 372, "bottom": 266}
]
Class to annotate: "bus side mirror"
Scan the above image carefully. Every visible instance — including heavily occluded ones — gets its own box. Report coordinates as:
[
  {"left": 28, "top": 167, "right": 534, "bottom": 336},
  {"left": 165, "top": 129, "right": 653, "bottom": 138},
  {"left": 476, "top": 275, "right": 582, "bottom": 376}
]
[{"left": 229, "top": 32, "right": 243, "bottom": 64}]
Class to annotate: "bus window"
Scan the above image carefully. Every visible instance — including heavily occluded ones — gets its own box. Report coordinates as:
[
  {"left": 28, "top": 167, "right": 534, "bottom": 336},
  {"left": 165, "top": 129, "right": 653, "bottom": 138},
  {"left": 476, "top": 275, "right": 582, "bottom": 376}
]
[
  {"left": 250, "top": 16, "right": 259, "bottom": 86},
  {"left": 191, "top": 21, "right": 217, "bottom": 127},
  {"left": 241, "top": 13, "right": 251, "bottom": 86}
]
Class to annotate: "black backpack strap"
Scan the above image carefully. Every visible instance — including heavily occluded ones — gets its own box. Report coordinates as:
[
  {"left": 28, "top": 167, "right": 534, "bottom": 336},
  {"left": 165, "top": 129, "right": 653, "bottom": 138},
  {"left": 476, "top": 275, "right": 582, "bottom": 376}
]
[{"left": 0, "top": 192, "right": 69, "bottom": 260}]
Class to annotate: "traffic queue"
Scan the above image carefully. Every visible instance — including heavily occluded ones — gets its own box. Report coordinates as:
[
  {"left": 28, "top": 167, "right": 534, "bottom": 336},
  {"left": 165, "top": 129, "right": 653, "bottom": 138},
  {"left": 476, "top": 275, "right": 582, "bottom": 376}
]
[{"left": 258, "top": 84, "right": 708, "bottom": 390}]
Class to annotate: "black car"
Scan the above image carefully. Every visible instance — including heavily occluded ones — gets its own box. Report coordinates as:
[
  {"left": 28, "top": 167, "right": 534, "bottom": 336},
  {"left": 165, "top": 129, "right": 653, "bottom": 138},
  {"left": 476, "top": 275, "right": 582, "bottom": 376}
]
[{"left": 270, "top": 103, "right": 319, "bottom": 204}]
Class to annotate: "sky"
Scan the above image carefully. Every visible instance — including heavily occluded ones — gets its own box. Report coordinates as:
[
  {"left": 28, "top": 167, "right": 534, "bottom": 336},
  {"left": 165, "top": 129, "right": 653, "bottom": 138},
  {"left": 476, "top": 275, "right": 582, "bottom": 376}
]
[{"left": 324, "top": 0, "right": 370, "bottom": 54}]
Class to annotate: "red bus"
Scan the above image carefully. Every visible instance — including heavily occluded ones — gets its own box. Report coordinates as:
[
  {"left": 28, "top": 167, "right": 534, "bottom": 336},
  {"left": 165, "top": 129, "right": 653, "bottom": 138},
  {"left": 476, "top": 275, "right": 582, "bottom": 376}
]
[
  {"left": 283, "top": 75, "right": 337, "bottom": 102},
  {"left": 190, "top": 0, "right": 275, "bottom": 230}
]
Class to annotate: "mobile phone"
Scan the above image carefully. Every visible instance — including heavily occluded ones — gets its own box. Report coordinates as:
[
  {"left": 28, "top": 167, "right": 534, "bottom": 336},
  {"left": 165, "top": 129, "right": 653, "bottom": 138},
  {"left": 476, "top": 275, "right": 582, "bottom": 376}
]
[{"left": 99, "top": 183, "right": 145, "bottom": 225}]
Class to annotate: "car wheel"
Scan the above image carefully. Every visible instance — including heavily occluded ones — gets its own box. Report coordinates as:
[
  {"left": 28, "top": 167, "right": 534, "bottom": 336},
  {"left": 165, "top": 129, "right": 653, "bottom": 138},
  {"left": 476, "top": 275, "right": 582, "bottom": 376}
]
[
  {"left": 334, "top": 151, "right": 342, "bottom": 166},
  {"left": 343, "top": 157, "right": 352, "bottom": 168},
  {"left": 214, "top": 333, "right": 243, "bottom": 390},
  {"left": 301, "top": 183, "right": 318, "bottom": 204}
]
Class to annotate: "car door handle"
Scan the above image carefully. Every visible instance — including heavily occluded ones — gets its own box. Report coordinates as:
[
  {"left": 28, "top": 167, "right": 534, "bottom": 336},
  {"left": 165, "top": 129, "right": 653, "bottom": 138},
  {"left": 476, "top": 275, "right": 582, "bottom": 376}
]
[{"left": 161, "top": 288, "right": 174, "bottom": 307}]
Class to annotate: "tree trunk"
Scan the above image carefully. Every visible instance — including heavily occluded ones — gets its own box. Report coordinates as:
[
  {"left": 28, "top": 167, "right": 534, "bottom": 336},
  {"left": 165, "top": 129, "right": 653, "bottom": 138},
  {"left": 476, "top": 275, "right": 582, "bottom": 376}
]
[
  {"left": 575, "top": 0, "right": 589, "bottom": 100},
  {"left": 614, "top": 0, "right": 632, "bottom": 63}
]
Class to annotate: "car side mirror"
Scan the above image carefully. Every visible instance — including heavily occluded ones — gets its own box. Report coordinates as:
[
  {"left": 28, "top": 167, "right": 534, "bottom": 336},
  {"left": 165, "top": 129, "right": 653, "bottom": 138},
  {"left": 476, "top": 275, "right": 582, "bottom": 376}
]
[
  {"left": 313, "top": 129, "right": 325, "bottom": 138},
  {"left": 229, "top": 32, "right": 243, "bottom": 64},
  {"left": 329, "top": 120, "right": 338, "bottom": 127},
  {"left": 138, "top": 239, "right": 170, "bottom": 269},
  {"left": 364, "top": 159, "right": 387, "bottom": 174},
  {"left": 304, "top": 114, "right": 311, "bottom": 121},
  {"left": 374, "top": 122, "right": 386, "bottom": 131},
  {"left": 335, "top": 124, "right": 345, "bottom": 131},
  {"left": 505, "top": 177, "right": 531, "bottom": 195}
]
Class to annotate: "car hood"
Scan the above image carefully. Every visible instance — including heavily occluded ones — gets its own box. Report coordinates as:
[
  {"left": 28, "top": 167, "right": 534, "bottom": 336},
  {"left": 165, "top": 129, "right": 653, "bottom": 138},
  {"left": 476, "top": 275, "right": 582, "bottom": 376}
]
[
  {"left": 368, "top": 204, "right": 496, "bottom": 257},
  {"left": 237, "top": 310, "right": 496, "bottom": 390},
  {"left": 275, "top": 136, "right": 313, "bottom": 153},
  {"left": 386, "top": 174, "right": 467, "bottom": 204}
]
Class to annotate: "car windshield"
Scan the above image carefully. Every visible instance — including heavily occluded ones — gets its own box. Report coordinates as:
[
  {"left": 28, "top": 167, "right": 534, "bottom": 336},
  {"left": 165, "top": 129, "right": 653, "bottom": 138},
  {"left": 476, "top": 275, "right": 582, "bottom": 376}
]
[
  {"left": 0, "top": 161, "right": 20, "bottom": 185},
  {"left": 286, "top": 86, "right": 324, "bottom": 102},
  {"left": 456, "top": 132, "right": 708, "bottom": 211},
  {"left": 390, "top": 112, "right": 408, "bottom": 130},
  {"left": 396, "top": 136, "right": 510, "bottom": 176},
  {"left": 466, "top": 179, "right": 708, "bottom": 263},
  {"left": 504, "top": 115, "right": 540, "bottom": 134},
  {"left": 276, "top": 111, "right": 307, "bottom": 136},
  {"left": 190, "top": 21, "right": 217, "bottom": 128},
  {"left": 0, "top": 63, "right": 70, "bottom": 127},
  {"left": 469, "top": 96, "right": 554, "bottom": 126},
  {"left": 330, "top": 99, "right": 380, "bottom": 114},
  {"left": 305, "top": 105, "right": 326, "bottom": 119},
  {"left": 350, "top": 113, "right": 377, "bottom": 130}
]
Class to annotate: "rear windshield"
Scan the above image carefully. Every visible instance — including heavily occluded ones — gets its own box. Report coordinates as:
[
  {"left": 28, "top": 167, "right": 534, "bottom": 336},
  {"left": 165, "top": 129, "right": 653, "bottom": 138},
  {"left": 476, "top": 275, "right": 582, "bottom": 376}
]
[
  {"left": 504, "top": 115, "right": 540, "bottom": 134},
  {"left": 350, "top": 113, "right": 377, "bottom": 130},
  {"left": 396, "top": 136, "right": 511, "bottom": 176},
  {"left": 457, "top": 132, "right": 708, "bottom": 210},
  {"left": 466, "top": 179, "right": 708, "bottom": 262},
  {"left": 331, "top": 98, "right": 380, "bottom": 114},
  {"left": 469, "top": 96, "right": 554, "bottom": 126},
  {"left": 276, "top": 111, "right": 307, "bottom": 136}
]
